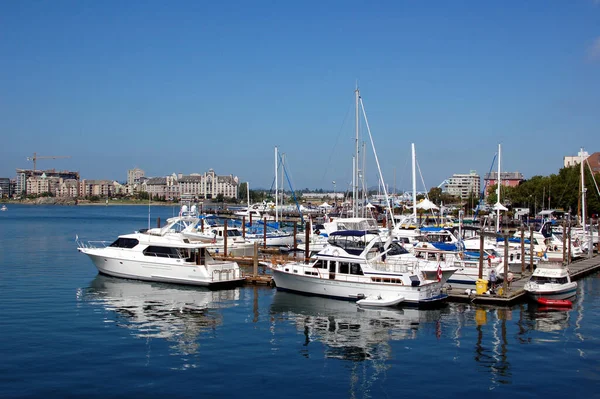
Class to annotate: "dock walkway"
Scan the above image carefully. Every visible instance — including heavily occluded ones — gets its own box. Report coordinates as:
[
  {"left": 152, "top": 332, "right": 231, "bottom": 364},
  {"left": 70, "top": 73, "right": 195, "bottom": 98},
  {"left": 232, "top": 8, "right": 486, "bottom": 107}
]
[{"left": 448, "top": 255, "right": 600, "bottom": 305}]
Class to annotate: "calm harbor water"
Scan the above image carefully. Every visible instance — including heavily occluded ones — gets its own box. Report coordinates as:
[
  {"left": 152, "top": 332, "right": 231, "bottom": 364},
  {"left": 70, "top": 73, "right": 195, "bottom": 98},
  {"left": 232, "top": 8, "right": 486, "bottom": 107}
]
[{"left": 1, "top": 204, "right": 600, "bottom": 398}]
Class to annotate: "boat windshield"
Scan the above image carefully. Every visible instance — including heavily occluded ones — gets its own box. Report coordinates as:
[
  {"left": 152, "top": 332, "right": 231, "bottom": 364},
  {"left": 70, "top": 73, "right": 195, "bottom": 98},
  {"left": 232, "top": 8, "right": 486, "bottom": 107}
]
[
  {"left": 386, "top": 242, "right": 410, "bottom": 256},
  {"left": 530, "top": 276, "right": 569, "bottom": 284},
  {"left": 109, "top": 237, "right": 139, "bottom": 248}
]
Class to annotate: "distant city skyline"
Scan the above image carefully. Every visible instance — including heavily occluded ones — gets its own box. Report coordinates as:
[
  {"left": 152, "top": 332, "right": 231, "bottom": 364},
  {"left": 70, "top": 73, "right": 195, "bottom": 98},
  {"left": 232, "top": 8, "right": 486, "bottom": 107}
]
[{"left": 1, "top": 1, "right": 598, "bottom": 191}]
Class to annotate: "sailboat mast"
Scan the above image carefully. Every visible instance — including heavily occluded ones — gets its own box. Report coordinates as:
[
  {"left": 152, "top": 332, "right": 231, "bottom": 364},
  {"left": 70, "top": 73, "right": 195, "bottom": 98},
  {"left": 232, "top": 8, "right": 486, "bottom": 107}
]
[
  {"left": 496, "top": 143, "right": 501, "bottom": 232},
  {"left": 412, "top": 143, "right": 417, "bottom": 220},
  {"left": 275, "top": 146, "right": 278, "bottom": 223},
  {"left": 581, "top": 148, "right": 586, "bottom": 232},
  {"left": 354, "top": 87, "right": 360, "bottom": 217}
]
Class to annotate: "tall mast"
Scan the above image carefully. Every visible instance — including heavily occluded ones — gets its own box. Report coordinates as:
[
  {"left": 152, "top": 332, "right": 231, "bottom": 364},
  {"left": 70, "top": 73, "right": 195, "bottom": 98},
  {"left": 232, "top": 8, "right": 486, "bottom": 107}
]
[
  {"left": 354, "top": 87, "right": 360, "bottom": 217},
  {"left": 275, "top": 146, "right": 278, "bottom": 223},
  {"left": 496, "top": 143, "right": 501, "bottom": 232},
  {"left": 412, "top": 143, "right": 417, "bottom": 220},
  {"left": 581, "top": 148, "right": 586, "bottom": 232}
]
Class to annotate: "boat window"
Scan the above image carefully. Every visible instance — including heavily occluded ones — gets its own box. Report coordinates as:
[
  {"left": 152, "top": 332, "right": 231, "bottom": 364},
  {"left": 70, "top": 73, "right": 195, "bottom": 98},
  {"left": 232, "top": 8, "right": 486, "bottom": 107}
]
[
  {"left": 313, "top": 260, "right": 327, "bottom": 269},
  {"left": 329, "top": 261, "right": 336, "bottom": 273},
  {"left": 339, "top": 262, "right": 350, "bottom": 274},
  {"left": 228, "top": 230, "right": 242, "bottom": 237},
  {"left": 143, "top": 246, "right": 181, "bottom": 258},
  {"left": 109, "top": 238, "right": 139, "bottom": 249},
  {"left": 350, "top": 263, "right": 363, "bottom": 275},
  {"left": 387, "top": 242, "right": 409, "bottom": 256}
]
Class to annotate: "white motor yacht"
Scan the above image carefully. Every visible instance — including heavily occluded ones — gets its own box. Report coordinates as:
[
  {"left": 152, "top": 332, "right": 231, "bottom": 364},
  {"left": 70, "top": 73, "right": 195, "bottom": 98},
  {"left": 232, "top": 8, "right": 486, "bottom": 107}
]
[
  {"left": 266, "top": 230, "right": 450, "bottom": 308},
  {"left": 77, "top": 231, "right": 245, "bottom": 287}
]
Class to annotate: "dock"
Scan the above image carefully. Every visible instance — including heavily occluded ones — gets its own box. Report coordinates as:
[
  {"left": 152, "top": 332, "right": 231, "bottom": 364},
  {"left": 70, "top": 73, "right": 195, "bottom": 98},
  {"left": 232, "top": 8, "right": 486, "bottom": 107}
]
[{"left": 447, "top": 254, "right": 600, "bottom": 305}]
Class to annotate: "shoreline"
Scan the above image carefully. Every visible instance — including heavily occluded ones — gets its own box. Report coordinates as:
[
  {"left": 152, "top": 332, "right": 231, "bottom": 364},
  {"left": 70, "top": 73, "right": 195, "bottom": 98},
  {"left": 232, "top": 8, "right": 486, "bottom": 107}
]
[{"left": 1, "top": 199, "right": 225, "bottom": 207}]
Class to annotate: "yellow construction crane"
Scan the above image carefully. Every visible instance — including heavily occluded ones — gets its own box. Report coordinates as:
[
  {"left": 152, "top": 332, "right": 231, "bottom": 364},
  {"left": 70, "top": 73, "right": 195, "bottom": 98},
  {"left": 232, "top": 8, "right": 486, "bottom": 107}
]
[{"left": 27, "top": 152, "right": 71, "bottom": 172}]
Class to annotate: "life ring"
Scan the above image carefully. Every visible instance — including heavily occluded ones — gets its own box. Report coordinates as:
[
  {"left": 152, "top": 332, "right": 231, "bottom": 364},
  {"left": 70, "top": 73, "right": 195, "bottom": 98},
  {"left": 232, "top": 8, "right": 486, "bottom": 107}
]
[{"left": 507, "top": 272, "right": 514, "bottom": 282}]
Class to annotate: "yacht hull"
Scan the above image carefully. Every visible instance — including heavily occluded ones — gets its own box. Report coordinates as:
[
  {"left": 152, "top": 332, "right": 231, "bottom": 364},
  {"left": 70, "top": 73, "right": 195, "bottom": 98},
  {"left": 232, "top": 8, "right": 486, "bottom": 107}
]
[
  {"left": 271, "top": 268, "right": 446, "bottom": 307},
  {"left": 81, "top": 249, "right": 245, "bottom": 288}
]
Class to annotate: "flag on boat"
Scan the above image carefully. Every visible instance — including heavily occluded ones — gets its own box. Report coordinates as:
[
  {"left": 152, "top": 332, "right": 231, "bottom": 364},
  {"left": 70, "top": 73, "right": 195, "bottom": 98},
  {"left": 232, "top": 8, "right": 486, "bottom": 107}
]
[{"left": 437, "top": 264, "right": 442, "bottom": 282}]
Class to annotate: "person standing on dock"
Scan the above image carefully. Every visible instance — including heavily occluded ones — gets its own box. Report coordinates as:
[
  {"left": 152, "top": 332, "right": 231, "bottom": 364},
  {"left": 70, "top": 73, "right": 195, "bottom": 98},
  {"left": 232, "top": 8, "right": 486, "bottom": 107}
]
[{"left": 489, "top": 269, "right": 497, "bottom": 292}]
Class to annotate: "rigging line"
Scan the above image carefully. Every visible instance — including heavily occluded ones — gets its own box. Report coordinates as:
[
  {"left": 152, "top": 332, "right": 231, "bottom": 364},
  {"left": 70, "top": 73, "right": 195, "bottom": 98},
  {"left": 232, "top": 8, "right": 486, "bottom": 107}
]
[
  {"left": 278, "top": 152, "right": 304, "bottom": 222},
  {"left": 585, "top": 158, "right": 600, "bottom": 197},
  {"left": 415, "top": 158, "right": 435, "bottom": 217},
  {"left": 319, "top": 98, "right": 354, "bottom": 186},
  {"left": 359, "top": 97, "right": 396, "bottom": 230}
]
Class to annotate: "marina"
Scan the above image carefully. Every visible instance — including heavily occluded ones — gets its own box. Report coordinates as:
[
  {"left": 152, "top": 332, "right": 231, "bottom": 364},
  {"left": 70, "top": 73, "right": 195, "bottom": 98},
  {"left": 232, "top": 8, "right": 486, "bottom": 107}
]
[{"left": 2, "top": 204, "right": 600, "bottom": 398}]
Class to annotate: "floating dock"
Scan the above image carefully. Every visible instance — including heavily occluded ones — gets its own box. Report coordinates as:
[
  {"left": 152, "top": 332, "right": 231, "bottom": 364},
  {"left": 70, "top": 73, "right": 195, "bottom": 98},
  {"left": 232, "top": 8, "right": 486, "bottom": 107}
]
[{"left": 448, "top": 255, "right": 600, "bottom": 305}]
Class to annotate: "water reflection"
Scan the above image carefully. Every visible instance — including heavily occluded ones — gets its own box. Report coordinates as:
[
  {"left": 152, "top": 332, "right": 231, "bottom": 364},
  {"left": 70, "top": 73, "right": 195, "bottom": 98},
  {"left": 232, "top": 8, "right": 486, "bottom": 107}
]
[
  {"left": 269, "top": 291, "right": 442, "bottom": 361},
  {"left": 80, "top": 275, "right": 239, "bottom": 355}
]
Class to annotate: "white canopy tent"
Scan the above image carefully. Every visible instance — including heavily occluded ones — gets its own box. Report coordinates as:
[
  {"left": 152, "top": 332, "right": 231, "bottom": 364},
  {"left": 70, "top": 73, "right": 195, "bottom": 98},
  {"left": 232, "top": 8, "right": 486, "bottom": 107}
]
[
  {"left": 416, "top": 198, "right": 439, "bottom": 211},
  {"left": 493, "top": 202, "right": 508, "bottom": 211}
]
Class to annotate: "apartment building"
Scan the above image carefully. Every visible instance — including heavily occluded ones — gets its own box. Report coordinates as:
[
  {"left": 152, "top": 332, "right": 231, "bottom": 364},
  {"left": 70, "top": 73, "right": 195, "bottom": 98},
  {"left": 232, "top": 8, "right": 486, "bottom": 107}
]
[
  {"left": 16, "top": 168, "right": 80, "bottom": 196},
  {"left": 446, "top": 171, "right": 481, "bottom": 200}
]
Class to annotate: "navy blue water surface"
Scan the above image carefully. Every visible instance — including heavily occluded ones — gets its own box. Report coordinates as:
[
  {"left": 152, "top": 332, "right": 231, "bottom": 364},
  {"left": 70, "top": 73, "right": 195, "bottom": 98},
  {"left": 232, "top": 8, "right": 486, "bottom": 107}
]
[{"left": 1, "top": 204, "right": 600, "bottom": 398}]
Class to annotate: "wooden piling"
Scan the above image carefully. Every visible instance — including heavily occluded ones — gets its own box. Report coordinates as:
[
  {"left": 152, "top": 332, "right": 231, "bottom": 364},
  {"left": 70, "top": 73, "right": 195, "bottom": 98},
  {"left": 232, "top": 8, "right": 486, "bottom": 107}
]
[
  {"left": 562, "top": 221, "right": 567, "bottom": 265},
  {"left": 157, "top": 217, "right": 161, "bottom": 228},
  {"left": 263, "top": 217, "right": 267, "bottom": 249},
  {"left": 253, "top": 242, "right": 258, "bottom": 278},
  {"left": 568, "top": 222, "right": 572, "bottom": 264},
  {"left": 529, "top": 226, "right": 534, "bottom": 273},
  {"left": 224, "top": 219, "right": 228, "bottom": 257},
  {"left": 242, "top": 216, "right": 246, "bottom": 238},
  {"left": 478, "top": 234, "right": 484, "bottom": 279},
  {"left": 503, "top": 234, "right": 509, "bottom": 296},
  {"left": 520, "top": 226, "right": 525, "bottom": 274},
  {"left": 590, "top": 218, "right": 594, "bottom": 259},
  {"left": 293, "top": 222, "right": 298, "bottom": 251},
  {"left": 305, "top": 221, "right": 310, "bottom": 262},
  {"left": 597, "top": 219, "right": 600, "bottom": 253}
]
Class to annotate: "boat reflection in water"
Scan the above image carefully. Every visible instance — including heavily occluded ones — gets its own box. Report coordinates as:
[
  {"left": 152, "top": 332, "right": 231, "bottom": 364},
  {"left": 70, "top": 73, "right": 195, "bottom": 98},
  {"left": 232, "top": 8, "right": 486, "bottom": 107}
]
[
  {"left": 269, "top": 291, "right": 443, "bottom": 361},
  {"left": 80, "top": 275, "right": 239, "bottom": 355}
]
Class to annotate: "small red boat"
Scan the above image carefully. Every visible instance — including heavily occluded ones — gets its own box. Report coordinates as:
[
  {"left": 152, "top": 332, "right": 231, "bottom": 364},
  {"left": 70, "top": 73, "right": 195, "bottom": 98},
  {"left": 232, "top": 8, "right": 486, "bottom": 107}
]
[{"left": 536, "top": 298, "right": 572, "bottom": 307}]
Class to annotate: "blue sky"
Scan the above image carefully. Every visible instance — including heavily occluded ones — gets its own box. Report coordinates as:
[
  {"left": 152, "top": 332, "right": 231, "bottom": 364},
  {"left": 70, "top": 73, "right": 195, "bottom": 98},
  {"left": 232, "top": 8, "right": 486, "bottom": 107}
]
[{"left": 1, "top": 1, "right": 599, "bottom": 193}]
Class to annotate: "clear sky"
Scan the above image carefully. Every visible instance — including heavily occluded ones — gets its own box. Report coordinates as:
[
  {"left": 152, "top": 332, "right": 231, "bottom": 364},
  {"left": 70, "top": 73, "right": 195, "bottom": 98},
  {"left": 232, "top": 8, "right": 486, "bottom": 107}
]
[{"left": 1, "top": 1, "right": 599, "bottom": 193}]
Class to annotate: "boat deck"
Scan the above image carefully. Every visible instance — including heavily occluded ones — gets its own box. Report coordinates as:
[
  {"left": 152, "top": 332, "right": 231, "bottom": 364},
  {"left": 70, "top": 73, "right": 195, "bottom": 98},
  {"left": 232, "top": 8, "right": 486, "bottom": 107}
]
[{"left": 447, "top": 254, "right": 600, "bottom": 305}]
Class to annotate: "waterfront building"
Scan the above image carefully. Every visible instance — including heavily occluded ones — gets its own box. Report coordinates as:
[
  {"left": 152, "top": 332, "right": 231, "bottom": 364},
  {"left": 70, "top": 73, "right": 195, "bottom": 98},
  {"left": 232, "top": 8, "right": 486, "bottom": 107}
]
[
  {"left": 127, "top": 168, "right": 145, "bottom": 186},
  {"left": 446, "top": 171, "right": 480, "bottom": 200},
  {"left": 0, "top": 177, "right": 11, "bottom": 198},
  {"left": 564, "top": 151, "right": 600, "bottom": 173},
  {"left": 16, "top": 168, "right": 80, "bottom": 196},
  {"left": 483, "top": 171, "right": 524, "bottom": 196},
  {"left": 55, "top": 178, "right": 79, "bottom": 198},
  {"left": 139, "top": 170, "right": 238, "bottom": 200},
  {"left": 80, "top": 179, "right": 118, "bottom": 198}
]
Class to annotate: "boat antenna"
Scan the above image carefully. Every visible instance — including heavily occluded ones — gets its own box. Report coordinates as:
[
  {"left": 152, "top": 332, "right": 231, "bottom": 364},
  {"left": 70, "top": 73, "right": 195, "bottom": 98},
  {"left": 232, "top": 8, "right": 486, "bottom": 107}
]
[{"left": 148, "top": 193, "right": 151, "bottom": 230}]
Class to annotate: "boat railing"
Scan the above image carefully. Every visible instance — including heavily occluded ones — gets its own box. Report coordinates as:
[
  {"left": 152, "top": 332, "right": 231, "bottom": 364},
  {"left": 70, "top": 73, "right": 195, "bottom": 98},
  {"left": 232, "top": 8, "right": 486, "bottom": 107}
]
[
  {"left": 77, "top": 240, "right": 111, "bottom": 249},
  {"left": 209, "top": 264, "right": 241, "bottom": 281}
]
